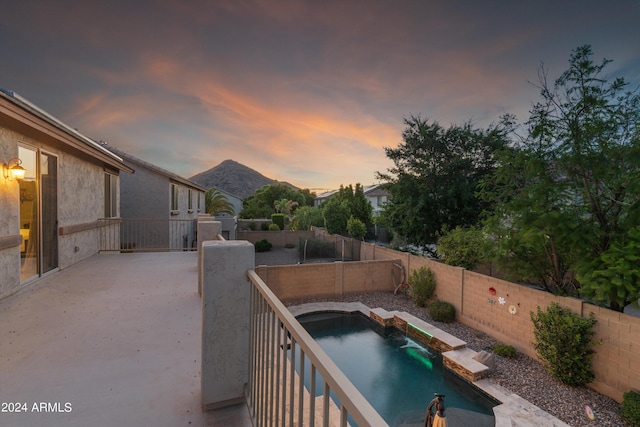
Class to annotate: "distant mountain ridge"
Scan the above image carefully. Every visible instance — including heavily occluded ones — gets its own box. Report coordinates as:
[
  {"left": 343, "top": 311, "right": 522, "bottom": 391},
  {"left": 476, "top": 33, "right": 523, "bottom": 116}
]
[{"left": 189, "top": 159, "right": 298, "bottom": 199}]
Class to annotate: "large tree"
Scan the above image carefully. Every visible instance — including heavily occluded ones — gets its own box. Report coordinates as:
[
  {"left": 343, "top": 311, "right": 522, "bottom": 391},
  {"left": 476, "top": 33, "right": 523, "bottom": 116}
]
[
  {"left": 377, "top": 116, "right": 509, "bottom": 252},
  {"left": 320, "top": 184, "right": 373, "bottom": 235},
  {"left": 240, "top": 184, "right": 306, "bottom": 219},
  {"left": 481, "top": 45, "right": 640, "bottom": 308}
]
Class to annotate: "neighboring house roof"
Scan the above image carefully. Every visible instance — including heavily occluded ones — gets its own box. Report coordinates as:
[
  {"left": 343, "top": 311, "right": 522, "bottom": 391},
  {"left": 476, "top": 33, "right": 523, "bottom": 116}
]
[
  {"left": 363, "top": 184, "right": 389, "bottom": 198},
  {"left": 104, "top": 144, "right": 207, "bottom": 192},
  {"left": 314, "top": 189, "right": 339, "bottom": 202},
  {"left": 0, "top": 88, "right": 134, "bottom": 174},
  {"left": 314, "top": 184, "right": 389, "bottom": 203}
]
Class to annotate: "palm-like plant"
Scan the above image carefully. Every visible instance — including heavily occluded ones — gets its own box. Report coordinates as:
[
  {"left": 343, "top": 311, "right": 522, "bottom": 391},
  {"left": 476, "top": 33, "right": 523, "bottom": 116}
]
[
  {"left": 205, "top": 188, "right": 235, "bottom": 215},
  {"left": 274, "top": 198, "right": 298, "bottom": 215}
]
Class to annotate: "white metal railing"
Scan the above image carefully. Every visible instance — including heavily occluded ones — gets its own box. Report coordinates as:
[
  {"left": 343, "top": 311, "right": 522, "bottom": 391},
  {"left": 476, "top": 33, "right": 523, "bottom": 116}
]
[
  {"left": 98, "top": 218, "right": 197, "bottom": 252},
  {"left": 246, "top": 270, "right": 388, "bottom": 427}
]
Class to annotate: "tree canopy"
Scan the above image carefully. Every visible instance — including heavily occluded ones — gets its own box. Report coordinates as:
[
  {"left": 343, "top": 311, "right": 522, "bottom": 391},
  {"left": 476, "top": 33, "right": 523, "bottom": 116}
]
[
  {"left": 377, "top": 117, "right": 509, "bottom": 252},
  {"left": 240, "top": 184, "right": 313, "bottom": 219},
  {"left": 480, "top": 45, "right": 640, "bottom": 309},
  {"left": 290, "top": 205, "right": 324, "bottom": 231},
  {"left": 321, "top": 184, "right": 373, "bottom": 235},
  {"left": 382, "top": 45, "right": 640, "bottom": 311}
]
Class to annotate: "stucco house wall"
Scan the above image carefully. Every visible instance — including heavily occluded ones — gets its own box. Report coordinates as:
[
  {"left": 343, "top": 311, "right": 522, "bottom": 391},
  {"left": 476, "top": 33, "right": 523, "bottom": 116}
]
[
  {"left": 106, "top": 146, "right": 206, "bottom": 221},
  {"left": 0, "top": 126, "right": 21, "bottom": 293},
  {"left": 216, "top": 188, "right": 243, "bottom": 217},
  {"left": 119, "top": 161, "right": 167, "bottom": 219},
  {"left": 0, "top": 89, "right": 131, "bottom": 300},
  {"left": 104, "top": 145, "right": 206, "bottom": 250}
]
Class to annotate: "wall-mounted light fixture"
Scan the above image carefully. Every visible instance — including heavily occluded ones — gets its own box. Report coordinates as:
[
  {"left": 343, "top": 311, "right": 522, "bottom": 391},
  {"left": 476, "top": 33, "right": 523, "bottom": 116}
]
[{"left": 3, "top": 157, "right": 26, "bottom": 181}]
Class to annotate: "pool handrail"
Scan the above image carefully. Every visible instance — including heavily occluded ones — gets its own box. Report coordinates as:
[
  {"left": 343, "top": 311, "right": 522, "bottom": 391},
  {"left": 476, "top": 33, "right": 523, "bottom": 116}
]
[{"left": 247, "top": 269, "right": 389, "bottom": 427}]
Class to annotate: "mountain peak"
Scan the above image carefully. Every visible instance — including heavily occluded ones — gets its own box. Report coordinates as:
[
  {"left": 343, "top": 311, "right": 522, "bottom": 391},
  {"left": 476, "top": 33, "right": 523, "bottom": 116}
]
[{"left": 189, "top": 160, "right": 297, "bottom": 199}]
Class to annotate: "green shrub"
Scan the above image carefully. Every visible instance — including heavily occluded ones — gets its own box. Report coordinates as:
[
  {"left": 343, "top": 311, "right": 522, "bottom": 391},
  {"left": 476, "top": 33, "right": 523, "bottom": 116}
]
[
  {"left": 347, "top": 216, "right": 367, "bottom": 240},
  {"left": 408, "top": 266, "right": 436, "bottom": 307},
  {"left": 492, "top": 344, "right": 516, "bottom": 358},
  {"left": 260, "top": 222, "right": 269, "bottom": 231},
  {"left": 622, "top": 390, "right": 640, "bottom": 426},
  {"left": 271, "top": 213, "right": 285, "bottom": 230},
  {"left": 436, "top": 226, "right": 492, "bottom": 270},
  {"left": 429, "top": 301, "right": 455, "bottom": 323},
  {"left": 530, "top": 302, "right": 597, "bottom": 386},
  {"left": 249, "top": 221, "right": 257, "bottom": 231},
  {"left": 268, "top": 223, "right": 280, "bottom": 231},
  {"left": 254, "top": 239, "right": 272, "bottom": 252}
]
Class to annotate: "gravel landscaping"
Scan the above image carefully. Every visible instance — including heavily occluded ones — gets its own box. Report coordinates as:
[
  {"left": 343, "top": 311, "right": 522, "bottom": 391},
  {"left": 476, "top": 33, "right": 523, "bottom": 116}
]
[{"left": 256, "top": 248, "right": 629, "bottom": 427}]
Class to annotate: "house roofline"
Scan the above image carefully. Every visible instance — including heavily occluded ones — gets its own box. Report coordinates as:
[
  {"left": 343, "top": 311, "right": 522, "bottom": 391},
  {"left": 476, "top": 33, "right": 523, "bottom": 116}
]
[
  {"left": 0, "top": 88, "right": 134, "bottom": 174},
  {"left": 105, "top": 144, "right": 207, "bottom": 192}
]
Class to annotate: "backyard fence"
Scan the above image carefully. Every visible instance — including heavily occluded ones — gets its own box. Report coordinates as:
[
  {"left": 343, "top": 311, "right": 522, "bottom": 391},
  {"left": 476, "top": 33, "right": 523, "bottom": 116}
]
[
  {"left": 98, "top": 218, "right": 197, "bottom": 252},
  {"left": 304, "top": 229, "right": 360, "bottom": 263}
]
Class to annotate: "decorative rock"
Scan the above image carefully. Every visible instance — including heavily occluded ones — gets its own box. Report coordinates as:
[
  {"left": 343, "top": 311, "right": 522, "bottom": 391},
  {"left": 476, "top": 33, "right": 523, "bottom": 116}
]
[{"left": 473, "top": 350, "right": 496, "bottom": 372}]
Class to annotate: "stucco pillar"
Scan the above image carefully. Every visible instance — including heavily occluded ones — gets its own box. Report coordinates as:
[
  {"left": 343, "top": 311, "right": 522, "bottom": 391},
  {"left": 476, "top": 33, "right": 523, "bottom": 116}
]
[
  {"left": 197, "top": 221, "right": 222, "bottom": 296},
  {"left": 201, "top": 240, "right": 254, "bottom": 411}
]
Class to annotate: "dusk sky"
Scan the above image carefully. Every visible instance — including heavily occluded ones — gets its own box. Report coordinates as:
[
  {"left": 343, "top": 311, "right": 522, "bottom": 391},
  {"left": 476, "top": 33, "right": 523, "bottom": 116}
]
[{"left": 2, "top": 1, "right": 639, "bottom": 191}]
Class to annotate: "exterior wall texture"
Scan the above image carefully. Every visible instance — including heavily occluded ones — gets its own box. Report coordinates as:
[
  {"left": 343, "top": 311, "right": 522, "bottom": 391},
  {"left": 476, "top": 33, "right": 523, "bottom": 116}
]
[
  {"left": 0, "top": 125, "right": 22, "bottom": 295},
  {"left": 57, "top": 151, "right": 112, "bottom": 269},
  {"left": 120, "top": 162, "right": 167, "bottom": 219},
  {"left": 172, "top": 180, "right": 201, "bottom": 220},
  {"left": 1, "top": 103, "right": 123, "bottom": 299}
]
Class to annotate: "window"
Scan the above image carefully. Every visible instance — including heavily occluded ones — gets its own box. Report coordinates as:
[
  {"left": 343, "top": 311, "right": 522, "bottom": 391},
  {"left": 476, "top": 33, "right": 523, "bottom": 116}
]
[
  {"left": 104, "top": 173, "right": 118, "bottom": 217},
  {"left": 170, "top": 183, "right": 179, "bottom": 211},
  {"left": 197, "top": 192, "right": 201, "bottom": 212},
  {"left": 188, "top": 189, "right": 193, "bottom": 211}
]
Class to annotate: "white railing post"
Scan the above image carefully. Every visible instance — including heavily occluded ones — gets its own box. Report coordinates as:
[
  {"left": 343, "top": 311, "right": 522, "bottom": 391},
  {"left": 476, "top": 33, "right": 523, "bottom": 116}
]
[{"left": 201, "top": 240, "right": 254, "bottom": 411}]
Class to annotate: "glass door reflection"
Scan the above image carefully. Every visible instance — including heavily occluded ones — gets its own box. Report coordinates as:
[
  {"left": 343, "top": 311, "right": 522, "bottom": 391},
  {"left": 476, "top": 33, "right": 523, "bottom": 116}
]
[{"left": 19, "top": 145, "right": 38, "bottom": 281}]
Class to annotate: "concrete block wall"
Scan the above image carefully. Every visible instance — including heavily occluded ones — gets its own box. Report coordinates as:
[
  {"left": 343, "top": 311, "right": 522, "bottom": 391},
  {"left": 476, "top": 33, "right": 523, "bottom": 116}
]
[
  {"left": 360, "top": 242, "right": 409, "bottom": 263},
  {"left": 255, "top": 259, "right": 398, "bottom": 301},
  {"left": 586, "top": 303, "right": 640, "bottom": 399},
  {"left": 236, "top": 230, "right": 314, "bottom": 248},
  {"left": 341, "top": 260, "right": 395, "bottom": 294}
]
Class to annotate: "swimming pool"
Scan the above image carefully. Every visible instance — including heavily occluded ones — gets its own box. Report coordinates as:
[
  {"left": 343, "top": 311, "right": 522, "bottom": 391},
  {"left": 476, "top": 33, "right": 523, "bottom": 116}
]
[{"left": 297, "top": 312, "right": 497, "bottom": 426}]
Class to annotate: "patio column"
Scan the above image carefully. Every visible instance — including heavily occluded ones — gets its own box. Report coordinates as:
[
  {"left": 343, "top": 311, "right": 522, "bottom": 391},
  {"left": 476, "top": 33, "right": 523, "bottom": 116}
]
[
  {"left": 197, "top": 220, "right": 221, "bottom": 296},
  {"left": 200, "top": 240, "right": 254, "bottom": 411}
]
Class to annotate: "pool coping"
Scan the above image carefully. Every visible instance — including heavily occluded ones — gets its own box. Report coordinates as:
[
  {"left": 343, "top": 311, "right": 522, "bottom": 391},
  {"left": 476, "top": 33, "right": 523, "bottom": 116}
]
[{"left": 288, "top": 302, "right": 571, "bottom": 427}]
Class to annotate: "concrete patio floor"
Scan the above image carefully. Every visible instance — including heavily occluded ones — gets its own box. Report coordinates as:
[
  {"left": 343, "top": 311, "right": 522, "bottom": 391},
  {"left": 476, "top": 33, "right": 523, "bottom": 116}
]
[{"left": 0, "top": 252, "right": 251, "bottom": 427}]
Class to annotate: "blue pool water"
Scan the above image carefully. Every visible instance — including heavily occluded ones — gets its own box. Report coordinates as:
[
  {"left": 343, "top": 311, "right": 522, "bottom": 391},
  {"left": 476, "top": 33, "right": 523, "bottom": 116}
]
[{"left": 297, "top": 312, "right": 496, "bottom": 426}]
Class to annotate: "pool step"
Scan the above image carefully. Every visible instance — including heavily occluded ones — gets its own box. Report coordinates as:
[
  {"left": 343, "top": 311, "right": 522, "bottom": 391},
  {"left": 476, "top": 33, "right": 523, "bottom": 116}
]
[
  {"left": 442, "top": 347, "right": 490, "bottom": 382},
  {"left": 370, "top": 308, "right": 467, "bottom": 352},
  {"left": 369, "top": 308, "right": 490, "bottom": 382}
]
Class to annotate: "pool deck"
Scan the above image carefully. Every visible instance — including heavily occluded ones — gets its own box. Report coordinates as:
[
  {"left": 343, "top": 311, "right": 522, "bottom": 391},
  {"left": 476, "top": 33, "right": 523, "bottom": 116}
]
[
  {"left": 289, "top": 302, "right": 571, "bottom": 427},
  {"left": 0, "top": 252, "right": 252, "bottom": 427}
]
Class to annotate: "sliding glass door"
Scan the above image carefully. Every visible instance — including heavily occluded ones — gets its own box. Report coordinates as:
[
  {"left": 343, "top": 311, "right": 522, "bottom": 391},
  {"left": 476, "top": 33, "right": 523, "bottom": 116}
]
[
  {"left": 18, "top": 145, "right": 58, "bottom": 281},
  {"left": 19, "top": 146, "right": 38, "bottom": 281},
  {"left": 41, "top": 152, "right": 58, "bottom": 274}
]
